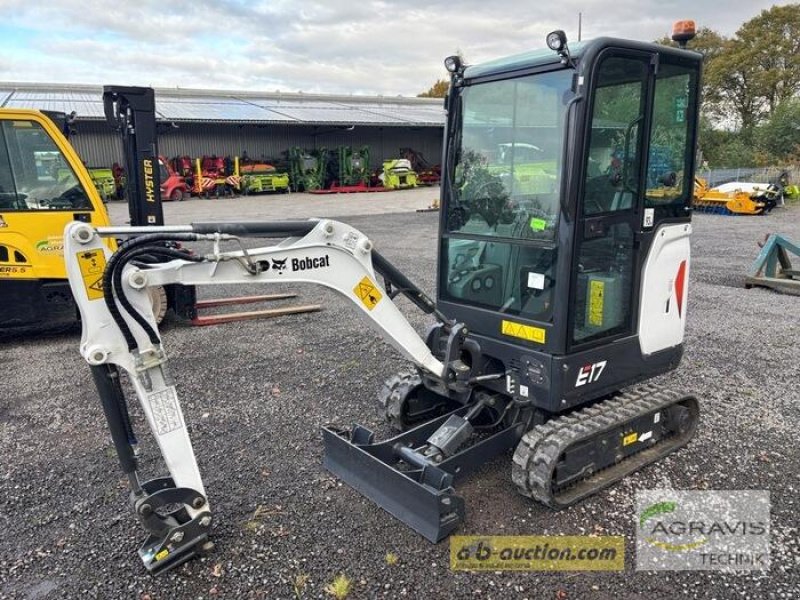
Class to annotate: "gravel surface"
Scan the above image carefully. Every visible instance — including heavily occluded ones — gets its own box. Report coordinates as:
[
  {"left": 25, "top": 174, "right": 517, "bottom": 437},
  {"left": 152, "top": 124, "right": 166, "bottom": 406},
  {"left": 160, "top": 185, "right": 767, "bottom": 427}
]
[{"left": 1, "top": 204, "right": 799, "bottom": 599}]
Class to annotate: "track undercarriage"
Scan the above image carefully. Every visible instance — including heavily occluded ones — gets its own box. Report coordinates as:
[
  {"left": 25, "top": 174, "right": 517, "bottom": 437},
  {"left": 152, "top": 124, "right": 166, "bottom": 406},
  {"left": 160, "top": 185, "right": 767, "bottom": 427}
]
[{"left": 323, "top": 374, "right": 699, "bottom": 542}]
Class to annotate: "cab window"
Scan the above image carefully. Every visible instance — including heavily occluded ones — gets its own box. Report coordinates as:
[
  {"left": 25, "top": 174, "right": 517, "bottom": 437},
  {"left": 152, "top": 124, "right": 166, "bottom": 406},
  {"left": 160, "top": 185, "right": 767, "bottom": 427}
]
[
  {"left": 644, "top": 63, "right": 698, "bottom": 215},
  {"left": 0, "top": 120, "right": 93, "bottom": 211}
]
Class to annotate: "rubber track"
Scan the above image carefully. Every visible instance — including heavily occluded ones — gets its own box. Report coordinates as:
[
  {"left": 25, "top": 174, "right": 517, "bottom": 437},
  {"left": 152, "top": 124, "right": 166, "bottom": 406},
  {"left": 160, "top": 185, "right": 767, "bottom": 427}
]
[
  {"left": 512, "top": 383, "right": 698, "bottom": 509},
  {"left": 377, "top": 371, "right": 422, "bottom": 432}
]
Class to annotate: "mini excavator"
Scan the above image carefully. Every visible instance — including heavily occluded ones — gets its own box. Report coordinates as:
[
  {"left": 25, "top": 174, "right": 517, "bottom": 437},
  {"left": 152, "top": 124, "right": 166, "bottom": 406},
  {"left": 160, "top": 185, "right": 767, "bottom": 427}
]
[{"left": 65, "top": 25, "right": 703, "bottom": 572}]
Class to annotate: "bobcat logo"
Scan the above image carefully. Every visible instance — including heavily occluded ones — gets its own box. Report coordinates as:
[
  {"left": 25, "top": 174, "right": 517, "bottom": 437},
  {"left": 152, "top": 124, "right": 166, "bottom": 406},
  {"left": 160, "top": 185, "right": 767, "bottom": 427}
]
[{"left": 272, "top": 258, "right": 288, "bottom": 274}]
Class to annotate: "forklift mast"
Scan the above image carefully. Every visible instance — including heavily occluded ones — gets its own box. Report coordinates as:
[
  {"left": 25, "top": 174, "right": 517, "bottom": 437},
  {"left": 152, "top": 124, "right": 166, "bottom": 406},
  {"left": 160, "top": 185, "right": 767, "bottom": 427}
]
[
  {"left": 102, "top": 86, "right": 197, "bottom": 320},
  {"left": 103, "top": 86, "right": 164, "bottom": 227}
]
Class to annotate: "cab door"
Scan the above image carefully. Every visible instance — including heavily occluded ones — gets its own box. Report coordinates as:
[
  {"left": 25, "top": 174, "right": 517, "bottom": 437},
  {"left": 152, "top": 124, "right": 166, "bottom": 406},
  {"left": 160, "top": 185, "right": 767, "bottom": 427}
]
[{"left": 569, "top": 52, "right": 653, "bottom": 349}]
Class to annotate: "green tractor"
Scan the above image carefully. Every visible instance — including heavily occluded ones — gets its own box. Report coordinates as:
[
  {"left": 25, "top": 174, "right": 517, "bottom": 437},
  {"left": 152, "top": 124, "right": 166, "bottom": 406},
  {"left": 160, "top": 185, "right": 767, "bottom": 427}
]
[{"left": 487, "top": 142, "right": 558, "bottom": 196}]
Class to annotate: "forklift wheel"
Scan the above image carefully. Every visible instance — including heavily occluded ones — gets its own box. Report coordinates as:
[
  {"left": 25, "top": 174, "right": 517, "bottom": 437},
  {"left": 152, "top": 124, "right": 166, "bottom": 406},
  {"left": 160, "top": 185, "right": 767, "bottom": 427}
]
[{"left": 147, "top": 286, "right": 168, "bottom": 325}]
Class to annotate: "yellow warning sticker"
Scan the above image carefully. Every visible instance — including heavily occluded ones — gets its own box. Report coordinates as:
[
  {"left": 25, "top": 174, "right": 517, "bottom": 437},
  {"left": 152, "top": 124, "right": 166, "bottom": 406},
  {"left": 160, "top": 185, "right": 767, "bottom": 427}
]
[
  {"left": 501, "top": 319, "right": 546, "bottom": 344},
  {"left": 76, "top": 249, "right": 106, "bottom": 300},
  {"left": 353, "top": 275, "right": 383, "bottom": 310},
  {"left": 622, "top": 432, "right": 638, "bottom": 446},
  {"left": 588, "top": 280, "right": 605, "bottom": 327}
]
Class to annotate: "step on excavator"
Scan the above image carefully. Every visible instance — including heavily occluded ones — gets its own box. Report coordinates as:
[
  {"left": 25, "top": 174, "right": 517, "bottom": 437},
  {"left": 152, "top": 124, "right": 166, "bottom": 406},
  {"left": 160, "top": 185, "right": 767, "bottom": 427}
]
[{"left": 64, "top": 23, "right": 703, "bottom": 573}]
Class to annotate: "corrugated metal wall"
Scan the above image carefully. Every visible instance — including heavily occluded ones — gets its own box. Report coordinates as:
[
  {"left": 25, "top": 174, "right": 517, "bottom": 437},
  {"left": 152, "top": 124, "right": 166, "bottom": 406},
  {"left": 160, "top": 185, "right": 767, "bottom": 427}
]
[{"left": 70, "top": 121, "right": 444, "bottom": 169}]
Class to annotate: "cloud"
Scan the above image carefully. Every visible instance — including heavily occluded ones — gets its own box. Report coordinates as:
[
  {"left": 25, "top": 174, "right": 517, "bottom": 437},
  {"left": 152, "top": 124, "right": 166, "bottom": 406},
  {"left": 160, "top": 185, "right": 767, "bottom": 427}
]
[{"left": 0, "top": 0, "right": 791, "bottom": 95}]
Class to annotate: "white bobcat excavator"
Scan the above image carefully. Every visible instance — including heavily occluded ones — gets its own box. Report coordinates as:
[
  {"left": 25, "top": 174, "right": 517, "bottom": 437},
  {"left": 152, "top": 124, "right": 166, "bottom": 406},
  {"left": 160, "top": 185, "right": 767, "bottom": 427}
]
[{"left": 64, "top": 24, "right": 703, "bottom": 573}]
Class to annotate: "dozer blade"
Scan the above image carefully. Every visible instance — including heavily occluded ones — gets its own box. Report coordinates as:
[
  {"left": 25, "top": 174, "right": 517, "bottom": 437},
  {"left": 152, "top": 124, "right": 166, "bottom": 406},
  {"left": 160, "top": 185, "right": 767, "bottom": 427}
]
[
  {"left": 322, "top": 414, "right": 466, "bottom": 542},
  {"left": 513, "top": 384, "right": 699, "bottom": 509}
]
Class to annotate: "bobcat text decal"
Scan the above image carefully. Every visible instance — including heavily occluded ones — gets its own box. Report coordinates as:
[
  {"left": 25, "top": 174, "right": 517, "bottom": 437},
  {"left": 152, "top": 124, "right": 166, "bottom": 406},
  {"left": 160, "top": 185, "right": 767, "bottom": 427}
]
[{"left": 271, "top": 255, "right": 330, "bottom": 275}]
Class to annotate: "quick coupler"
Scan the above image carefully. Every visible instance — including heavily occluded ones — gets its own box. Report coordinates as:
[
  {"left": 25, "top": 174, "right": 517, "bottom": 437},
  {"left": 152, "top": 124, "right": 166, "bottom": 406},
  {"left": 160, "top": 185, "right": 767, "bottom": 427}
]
[{"left": 133, "top": 477, "right": 213, "bottom": 574}]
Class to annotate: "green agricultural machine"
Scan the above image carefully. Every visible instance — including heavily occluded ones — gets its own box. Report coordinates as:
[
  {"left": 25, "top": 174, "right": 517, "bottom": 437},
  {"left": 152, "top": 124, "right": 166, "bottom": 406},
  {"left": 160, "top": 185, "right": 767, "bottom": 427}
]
[
  {"left": 288, "top": 147, "right": 328, "bottom": 192},
  {"left": 380, "top": 158, "right": 418, "bottom": 190},
  {"left": 240, "top": 162, "right": 290, "bottom": 194},
  {"left": 87, "top": 167, "right": 117, "bottom": 202},
  {"left": 334, "top": 145, "right": 371, "bottom": 187}
]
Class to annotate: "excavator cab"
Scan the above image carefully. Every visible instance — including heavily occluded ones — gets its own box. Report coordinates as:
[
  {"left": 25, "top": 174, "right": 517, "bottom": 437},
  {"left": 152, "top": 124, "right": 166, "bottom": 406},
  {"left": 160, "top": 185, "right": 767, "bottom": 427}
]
[{"left": 438, "top": 37, "right": 702, "bottom": 412}]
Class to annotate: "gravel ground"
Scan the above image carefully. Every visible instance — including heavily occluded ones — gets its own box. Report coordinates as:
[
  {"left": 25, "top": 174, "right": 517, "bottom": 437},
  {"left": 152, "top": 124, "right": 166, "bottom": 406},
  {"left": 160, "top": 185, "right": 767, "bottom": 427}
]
[{"left": 1, "top": 203, "right": 799, "bottom": 599}]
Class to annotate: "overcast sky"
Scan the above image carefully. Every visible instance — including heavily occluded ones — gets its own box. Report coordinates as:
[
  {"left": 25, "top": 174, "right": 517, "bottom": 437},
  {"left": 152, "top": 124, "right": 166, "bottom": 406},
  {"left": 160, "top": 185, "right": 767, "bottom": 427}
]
[{"left": 0, "top": 1, "right": 792, "bottom": 96}]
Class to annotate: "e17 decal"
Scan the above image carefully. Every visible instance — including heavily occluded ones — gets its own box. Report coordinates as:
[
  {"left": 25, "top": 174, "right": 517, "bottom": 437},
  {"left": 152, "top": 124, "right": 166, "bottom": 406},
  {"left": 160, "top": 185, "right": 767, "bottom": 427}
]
[{"left": 575, "top": 360, "right": 607, "bottom": 387}]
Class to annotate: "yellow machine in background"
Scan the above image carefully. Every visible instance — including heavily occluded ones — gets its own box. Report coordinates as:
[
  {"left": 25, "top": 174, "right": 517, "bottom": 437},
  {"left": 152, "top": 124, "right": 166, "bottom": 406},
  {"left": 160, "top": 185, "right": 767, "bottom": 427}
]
[
  {"left": 87, "top": 167, "right": 117, "bottom": 202},
  {"left": 380, "top": 158, "right": 418, "bottom": 189},
  {"left": 239, "top": 159, "right": 291, "bottom": 194},
  {"left": 0, "top": 109, "right": 114, "bottom": 329},
  {"left": 693, "top": 177, "right": 777, "bottom": 215}
]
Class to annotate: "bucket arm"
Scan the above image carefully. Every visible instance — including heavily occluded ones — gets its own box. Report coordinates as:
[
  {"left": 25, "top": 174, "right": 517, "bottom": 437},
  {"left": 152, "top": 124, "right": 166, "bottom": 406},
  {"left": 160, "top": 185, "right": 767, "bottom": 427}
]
[{"left": 62, "top": 218, "right": 453, "bottom": 572}]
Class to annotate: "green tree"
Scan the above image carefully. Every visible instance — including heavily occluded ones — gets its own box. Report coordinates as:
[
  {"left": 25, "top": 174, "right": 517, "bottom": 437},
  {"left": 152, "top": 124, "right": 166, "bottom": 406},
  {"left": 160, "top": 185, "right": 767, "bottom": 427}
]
[
  {"left": 706, "top": 39, "right": 768, "bottom": 130},
  {"left": 418, "top": 79, "right": 450, "bottom": 98},
  {"left": 697, "top": 117, "right": 758, "bottom": 167},
  {"left": 704, "top": 5, "right": 800, "bottom": 130},
  {"left": 737, "top": 4, "right": 800, "bottom": 114},
  {"left": 757, "top": 99, "right": 800, "bottom": 159}
]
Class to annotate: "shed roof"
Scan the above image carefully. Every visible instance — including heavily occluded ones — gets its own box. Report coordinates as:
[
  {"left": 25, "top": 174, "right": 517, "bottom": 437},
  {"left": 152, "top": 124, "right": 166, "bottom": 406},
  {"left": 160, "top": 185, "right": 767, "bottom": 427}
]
[{"left": 0, "top": 83, "right": 446, "bottom": 127}]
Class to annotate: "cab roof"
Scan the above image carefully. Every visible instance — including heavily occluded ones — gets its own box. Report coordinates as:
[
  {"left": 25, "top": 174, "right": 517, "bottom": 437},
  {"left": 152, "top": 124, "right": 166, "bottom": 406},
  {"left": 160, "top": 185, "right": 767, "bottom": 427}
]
[{"left": 462, "top": 37, "right": 700, "bottom": 80}]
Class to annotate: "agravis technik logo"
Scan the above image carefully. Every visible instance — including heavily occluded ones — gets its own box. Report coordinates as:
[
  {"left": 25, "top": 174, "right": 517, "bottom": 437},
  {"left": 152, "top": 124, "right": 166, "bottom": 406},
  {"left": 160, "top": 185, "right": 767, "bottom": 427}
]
[{"left": 636, "top": 490, "right": 770, "bottom": 571}]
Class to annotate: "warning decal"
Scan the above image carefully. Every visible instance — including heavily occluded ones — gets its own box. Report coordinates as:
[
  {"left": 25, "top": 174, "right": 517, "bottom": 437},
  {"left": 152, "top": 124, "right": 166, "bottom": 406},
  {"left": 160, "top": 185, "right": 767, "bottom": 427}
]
[
  {"left": 76, "top": 249, "right": 106, "bottom": 300},
  {"left": 501, "top": 319, "right": 546, "bottom": 344},
  {"left": 353, "top": 275, "right": 383, "bottom": 310},
  {"left": 588, "top": 279, "right": 605, "bottom": 327},
  {"left": 147, "top": 386, "right": 183, "bottom": 436}
]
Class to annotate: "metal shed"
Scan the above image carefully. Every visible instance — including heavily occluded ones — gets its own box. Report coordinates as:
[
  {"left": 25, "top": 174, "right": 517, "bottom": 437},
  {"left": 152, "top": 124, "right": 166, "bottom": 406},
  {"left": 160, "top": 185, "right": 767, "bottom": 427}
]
[{"left": 0, "top": 83, "right": 446, "bottom": 169}]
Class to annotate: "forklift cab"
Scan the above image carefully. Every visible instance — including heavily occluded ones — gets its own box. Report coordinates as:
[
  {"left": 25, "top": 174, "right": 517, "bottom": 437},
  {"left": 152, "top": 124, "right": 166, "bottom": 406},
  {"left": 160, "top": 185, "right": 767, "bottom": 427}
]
[
  {"left": 0, "top": 110, "right": 112, "bottom": 328},
  {"left": 439, "top": 37, "right": 701, "bottom": 411}
]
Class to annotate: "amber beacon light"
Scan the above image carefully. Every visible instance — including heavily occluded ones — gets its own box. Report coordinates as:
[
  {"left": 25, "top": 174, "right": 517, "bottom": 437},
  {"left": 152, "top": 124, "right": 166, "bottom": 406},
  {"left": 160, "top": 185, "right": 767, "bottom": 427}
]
[{"left": 671, "top": 20, "right": 697, "bottom": 48}]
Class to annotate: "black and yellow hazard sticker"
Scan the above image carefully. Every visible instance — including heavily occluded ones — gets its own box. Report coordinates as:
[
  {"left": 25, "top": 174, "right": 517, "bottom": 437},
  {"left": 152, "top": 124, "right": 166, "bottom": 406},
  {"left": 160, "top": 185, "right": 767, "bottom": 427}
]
[
  {"left": 588, "top": 280, "right": 605, "bottom": 327},
  {"left": 76, "top": 249, "right": 106, "bottom": 300},
  {"left": 353, "top": 275, "right": 383, "bottom": 310},
  {"left": 622, "top": 432, "right": 638, "bottom": 446},
  {"left": 501, "top": 319, "right": 546, "bottom": 344}
]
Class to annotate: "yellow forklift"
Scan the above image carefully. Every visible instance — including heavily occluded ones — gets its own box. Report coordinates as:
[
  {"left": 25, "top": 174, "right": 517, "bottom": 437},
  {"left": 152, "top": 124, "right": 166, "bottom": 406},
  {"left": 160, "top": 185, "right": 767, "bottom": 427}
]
[
  {"left": 0, "top": 88, "right": 196, "bottom": 331},
  {"left": 0, "top": 109, "right": 116, "bottom": 329}
]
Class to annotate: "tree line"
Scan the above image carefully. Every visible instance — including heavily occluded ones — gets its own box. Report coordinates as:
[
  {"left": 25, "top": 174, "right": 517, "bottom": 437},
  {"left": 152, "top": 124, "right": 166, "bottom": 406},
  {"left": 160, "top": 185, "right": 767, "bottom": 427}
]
[
  {"left": 419, "top": 4, "right": 800, "bottom": 168},
  {"left": 660, "top": 4, "right": 800, "bottom": 167}
]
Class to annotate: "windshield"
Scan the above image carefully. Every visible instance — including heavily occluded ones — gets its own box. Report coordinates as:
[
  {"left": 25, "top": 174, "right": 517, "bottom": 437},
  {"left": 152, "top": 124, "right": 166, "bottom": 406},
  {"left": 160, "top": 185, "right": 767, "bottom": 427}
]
[
  {"left": 447, "top": 69, "right": 572, "bottom": 240},
  {"left": 441, "top": 69, "right": 573, "bottom": 324},
  {"left": 0, "top": 120, "right": 93, "bottom": 212}
]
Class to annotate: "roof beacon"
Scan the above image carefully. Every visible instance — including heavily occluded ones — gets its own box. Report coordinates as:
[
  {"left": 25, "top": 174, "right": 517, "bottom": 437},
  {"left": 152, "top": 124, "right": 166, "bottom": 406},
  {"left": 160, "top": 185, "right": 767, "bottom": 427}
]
[{"left": 671, "top": 20, "right": 697, "bottom": 49}]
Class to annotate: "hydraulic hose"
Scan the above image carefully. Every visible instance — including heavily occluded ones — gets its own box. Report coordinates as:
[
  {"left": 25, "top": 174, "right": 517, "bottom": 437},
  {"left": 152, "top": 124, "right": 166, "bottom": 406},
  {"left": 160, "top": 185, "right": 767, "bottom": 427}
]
[
  {"left": 103, "top": 233, "right": 200, "bottom": 350},
  {"left": 191, "top": 221, "right": 317, "bottom": 237},
  {"left": 112, "top": 246, "right": 204, "bottom": 349}
]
